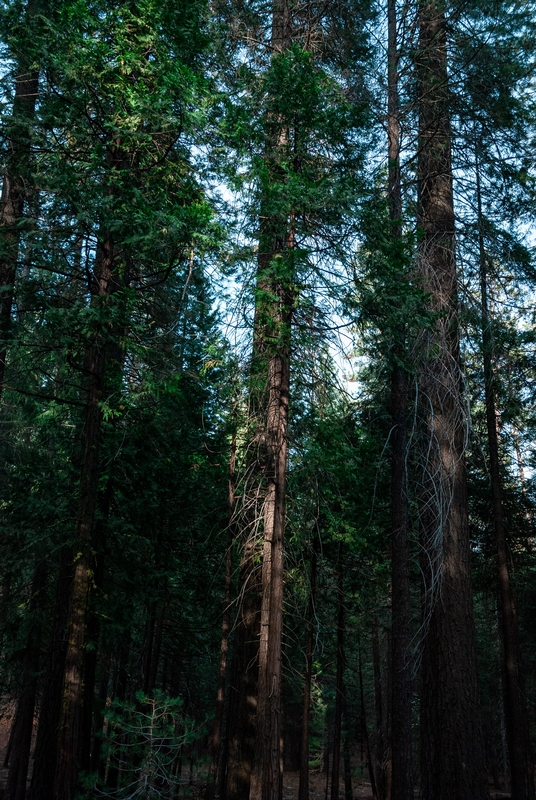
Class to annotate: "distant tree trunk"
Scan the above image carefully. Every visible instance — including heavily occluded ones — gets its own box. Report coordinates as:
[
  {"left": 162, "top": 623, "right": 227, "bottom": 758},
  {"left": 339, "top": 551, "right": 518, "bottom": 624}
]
[
  {"left": 416, "top": 3, "right": 488, "bottom": 798},
  {"left": 144, "top": 596, "right": 166, "bottom": 696},
  {"left": 371, "top": 620, "right": 388, "bottom": 800},
  {"left": 54, "top": 232, "right": 116, "bottom": 800},
  {"left": 342, "top": 711, "right": 352, "bottom": 800},
  {"left": 387, "top": 4, "right": 412, "bottom": 795},
  {"left": 358, "top": 646, "right": 378, "bottom": 800},
  {"left": 29, "top": 546, "right": 73, "bottom": 800},
  {"left": 0, "top": 0, "right": 39, "bottom": 398},
  {"left": 80, "top": 476, "right": 113, "bottom": 774},
  {"left": 298, "top": 545, "right": 317, "bottom": 800},
  {"left": 331, "top": 548, "right": 345, "bottom": 800},
  {"left": 106, "top": 636, "right": 130, "bottom": 791},
  {"left": 91, "top": 654, "right": 111, "bottom": 778},
  {"left": 206, "top": 434, "right": 236, "bottom": 800},
  {"left": 4, "top": 561, "right": 47, "bottom": 800},
  {"left": 476, "top": 151, "right": 535, "bottom": 800}
]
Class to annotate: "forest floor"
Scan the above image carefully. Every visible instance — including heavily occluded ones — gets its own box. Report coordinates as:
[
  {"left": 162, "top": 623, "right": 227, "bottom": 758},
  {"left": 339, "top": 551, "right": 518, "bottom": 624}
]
[{"left": 0, "top": 717, "right": 513, "bottom": 800}]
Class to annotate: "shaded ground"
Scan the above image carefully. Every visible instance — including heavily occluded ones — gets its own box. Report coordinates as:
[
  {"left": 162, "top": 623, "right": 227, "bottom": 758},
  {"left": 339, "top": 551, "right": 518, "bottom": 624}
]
[{"left": 0, "top": 721, "right": 513, "bottom": 800}]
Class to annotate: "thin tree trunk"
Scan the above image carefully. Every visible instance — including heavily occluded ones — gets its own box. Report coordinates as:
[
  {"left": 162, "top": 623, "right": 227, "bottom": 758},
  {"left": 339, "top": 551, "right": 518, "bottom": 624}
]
[
  {"left": 106, "top": 636, "right": 130, "bottom": 791},
  {"left": 342, "top": 713, "right": 352, "bottom": 800},
  {"left": 331, "top": 548, "right": 345, "bottom": 800},
  {"left": 80, "top": 476, "right": 112, "bottom": 775},
  {"left": 29, "top": 546, "right": 73, "bottom": 800},
  {"left": 4, "top": 561, "right": 47, "bottom": 800},
  {"left": 372, "top": 620, "right": 387, "bottom": 800},
  {"left": 387, "top": 1, "right": 413, "bottom": 792},
  {"left": 298, "top": 545, "right": 317, "bottom": 800},
  {"left": 476, "top": 151, "right": 535, "bottom": 800},
  {"left": 358, "top": 647, "right": 378, "bottom": 800},
  {"left": 416, "top": 3, "right": 488, "bottom": 798},
  {"left": 206, "top": 434, "right": 236, "bottom": 800}
]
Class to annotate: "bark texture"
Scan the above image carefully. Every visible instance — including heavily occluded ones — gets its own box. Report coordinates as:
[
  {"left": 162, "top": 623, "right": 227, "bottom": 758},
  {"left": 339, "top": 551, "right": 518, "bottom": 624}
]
[
  {"left": 330, "top": 550, "right": 345, "bottom": 800},
  {"left": 417, "top": 3, "right": 488, "bottom": 798},
  {"left": 29, "top": 547, "right": 72, "bottom": 800},
  {"left": 4, "top": 561, "right": 46, "bottom": 800},
  {"left": 54, "top": 234, "right": 116, "bottom": 800},
  {"left": 225, "top": 538, "right": 261, "bottom": 800},
  {"left": 298, "top": 546, "right": 317, "bottom": 800},
  {"left": 248, "top": 4, "right": 292, "bottom": 800},
  {"left": 0, "top": 0, "right": 39, "bottom": 396},
  {"left": 206, "top": 434, "right": 236, "bottom": 800}
]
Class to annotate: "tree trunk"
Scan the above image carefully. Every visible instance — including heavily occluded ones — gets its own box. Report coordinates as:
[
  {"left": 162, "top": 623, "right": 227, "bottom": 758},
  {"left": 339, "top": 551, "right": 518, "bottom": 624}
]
[
  {"left": 387, "top": 4, "right": 412, "bottom": 796},
  {"left": 389, "top": 363, "right": 412, "bottom": 800},
  {"left": 476, "top": 151, "right": 535, "bottom": 800},
  {"left": 206, "top": 434, "right": 236, "bottom": 800},
  {"left": 0, "top": 0, "right": 39, "bottom": 396},
  {"left": 4, "top": 561, "right": 47, "bottom": 800},
  {"left": 225, "top": 537, "right": 261, "bottom": 800},
  {"left": 80, "top": 475, "right": 113, "bottom": 775},
  {"left": 298, "top": 545, "right": 317, "bottom": 800},
  {"left": 247, "top": 4, "right": 293, "bottom": 800},
  {"left": 54, "top": 234, "right": 115, "bottom": 800},
  {"left": 29, "top": 546, "right": 73, "bottom": 800},
  {"left": 372, "top": 620, "right": 388, "bottom": 800},
  {"left": 416, "top": 3, "right": 488, "bottom": 798},
  {"left": 358, "top": 646, "right": 378, "bottom": 800},
  {"left": 331, "top": 549, "right": 345, "bottom": 800}
]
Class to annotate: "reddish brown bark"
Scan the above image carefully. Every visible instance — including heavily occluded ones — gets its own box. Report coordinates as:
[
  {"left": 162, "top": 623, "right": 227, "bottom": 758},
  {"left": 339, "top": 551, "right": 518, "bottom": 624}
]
[
  {"left": 417, "top": 3, "right": 488, "bottom": 798},
  {"left": 248, "top": 7, "right": 293, "bottom": 800},
  {"left": 54, "top": 234, "right": 116, "bottom": 800}
]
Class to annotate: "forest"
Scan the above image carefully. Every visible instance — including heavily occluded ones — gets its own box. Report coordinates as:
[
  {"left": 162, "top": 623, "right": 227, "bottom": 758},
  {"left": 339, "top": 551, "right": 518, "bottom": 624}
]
[{"left": 1, "top": 0, "right": 536, "bottom": 799}]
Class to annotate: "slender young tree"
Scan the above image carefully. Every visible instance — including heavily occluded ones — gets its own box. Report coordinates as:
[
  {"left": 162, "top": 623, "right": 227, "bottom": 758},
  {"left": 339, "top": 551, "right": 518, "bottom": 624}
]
[
  {"left": 387, "top": 1, "right": 413, "bottom": 797},
  {"left": 298, "top": 544, "right": 317, "bottom": 800},
  {"left": 416, "top": 1, "right": 488, "bottom": 797}
]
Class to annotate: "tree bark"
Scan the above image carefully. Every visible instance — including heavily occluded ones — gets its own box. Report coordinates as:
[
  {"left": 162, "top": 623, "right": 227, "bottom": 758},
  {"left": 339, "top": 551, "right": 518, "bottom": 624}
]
[
  {"left": 372, "top": 620, "right": 388, "bottom": 800},
  {"left": 476, "top": 150, "right": 535, "bottom": 800},
  {"left": 4, "top": 560, "right": 47, "bottom": 800},
  {"left": 330, "top": 549, "right": 345, "bottom": 800},
  {"left": 248, "top": 4, "right": 292, "bottom": 800},
  {"left": 29, "top": 546, "right": 73, "bottom": 800},
  {"left": 54, "top": 233, "right": 115, "bottom": 800},
  {"left": 206, "top": 434, "right": 236, "bottom": 800},
  {"left": 359, "top": 646, "right": 379, "bottom": 800},
  {"left": 298, "top": 545, "right": 317, "bottom": 800},
  {"left": 387, "top": 2, "right": 413, "bottom": 795},
  {"left": 225, "top": 537, "right": 261, "bottom": 800},
  {"left": 0, "top": 0, "right": 39, "bottom": 397},
  {"left": 416, "top": 3, "right": 488, "bottom": 798}
]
